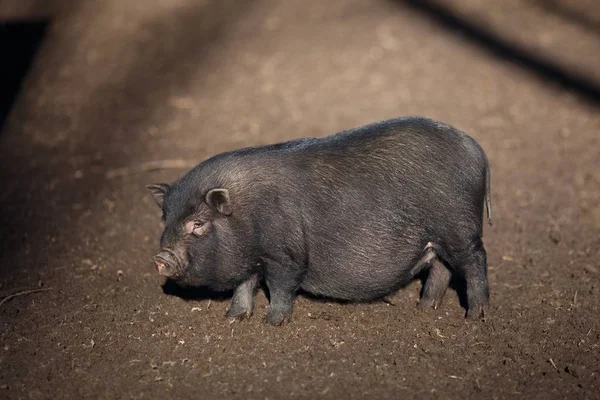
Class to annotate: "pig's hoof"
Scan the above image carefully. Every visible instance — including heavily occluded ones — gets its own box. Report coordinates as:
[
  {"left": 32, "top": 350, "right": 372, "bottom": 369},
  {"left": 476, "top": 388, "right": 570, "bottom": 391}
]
[
  {"left": 226, "top": 306, "right": 252, "bottom": 320},
  {"left": 266, "top": 309, "right": 292, "bottom": 326},
  {"left": 417, "top": 298, "right": 439, "bottom": 310},
  {"left": 465, "top": 304, "right": 487, "bottom": 319}
]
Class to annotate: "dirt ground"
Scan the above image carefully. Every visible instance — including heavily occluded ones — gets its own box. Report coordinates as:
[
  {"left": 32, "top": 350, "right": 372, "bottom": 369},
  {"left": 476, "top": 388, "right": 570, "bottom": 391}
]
[{"left": 1, "top": 0, "right": 599, "bottom": 399}]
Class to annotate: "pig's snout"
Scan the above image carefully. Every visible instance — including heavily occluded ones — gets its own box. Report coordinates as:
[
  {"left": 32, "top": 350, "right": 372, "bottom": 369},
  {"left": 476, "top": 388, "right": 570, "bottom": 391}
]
[{"left": 153, "top": 251, "right": 178, "bottom": 277}]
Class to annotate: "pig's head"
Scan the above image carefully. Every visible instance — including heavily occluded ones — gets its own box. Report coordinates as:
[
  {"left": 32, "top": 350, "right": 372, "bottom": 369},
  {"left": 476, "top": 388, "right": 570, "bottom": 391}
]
[{"left": 146, "top": 181, "right": 249, "bottom": 290}]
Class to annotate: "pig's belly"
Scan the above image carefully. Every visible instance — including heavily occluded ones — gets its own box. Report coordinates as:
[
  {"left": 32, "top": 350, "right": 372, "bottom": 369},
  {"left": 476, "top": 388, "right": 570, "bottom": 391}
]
[{"left": 299, "top": 260, "right": 415, "bottom": 301}]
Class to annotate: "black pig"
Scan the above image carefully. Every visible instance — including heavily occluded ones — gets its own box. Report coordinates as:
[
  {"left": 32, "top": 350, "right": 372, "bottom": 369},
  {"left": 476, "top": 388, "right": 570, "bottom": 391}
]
[{"left": 147, "top": 116, "right": 492, "bottom": 324}]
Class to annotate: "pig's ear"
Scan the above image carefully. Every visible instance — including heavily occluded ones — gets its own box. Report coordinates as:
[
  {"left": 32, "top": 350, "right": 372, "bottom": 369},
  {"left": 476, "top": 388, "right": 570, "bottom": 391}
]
[
  {"left": 146, "top": 183, "right": 170, "bottom": 209},
  {"left": 205, "top": 188, "right": 232, "bottom": 216}
]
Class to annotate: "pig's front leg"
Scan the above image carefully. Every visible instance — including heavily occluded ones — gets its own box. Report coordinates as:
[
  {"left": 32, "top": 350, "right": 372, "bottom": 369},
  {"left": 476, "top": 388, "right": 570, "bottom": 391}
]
[
  {"left": 264, "top": 261, "right": 304, "bottom": 325},
  {"left": 226, "top": 274, "right": 259, "bottom": 319}
]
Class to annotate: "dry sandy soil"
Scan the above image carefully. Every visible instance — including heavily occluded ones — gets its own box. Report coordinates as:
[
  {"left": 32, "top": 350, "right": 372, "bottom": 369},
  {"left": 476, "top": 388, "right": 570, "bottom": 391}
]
[{"left": 1, "top": 0, "right": 599, "bottom": 399}]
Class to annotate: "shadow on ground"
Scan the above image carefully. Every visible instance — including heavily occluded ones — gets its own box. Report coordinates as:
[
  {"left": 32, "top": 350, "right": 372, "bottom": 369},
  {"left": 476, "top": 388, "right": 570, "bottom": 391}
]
[
  {"left": 395, "top": 0, "right": 600, "bottom": 107},
  {"left": 162, "top": 278, "right": 234, "bottom": 301},
  {"left": 528, "top": 0, "right": 600, "bottom": 34},
  {"left": 0, "top": 1, "right": 254, "bottom": 278},
  {"left": 0, "top": 19, "right": 49, "bottom": 131}
]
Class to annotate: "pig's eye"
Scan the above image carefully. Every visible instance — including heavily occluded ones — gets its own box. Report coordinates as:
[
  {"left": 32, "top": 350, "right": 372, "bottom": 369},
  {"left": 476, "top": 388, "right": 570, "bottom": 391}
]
[
  {"left": 184, "top": 219, "right": 209, "bottom": 236},
  {"left": 192, "top": 222, "right": 205, "bottom": 236}
]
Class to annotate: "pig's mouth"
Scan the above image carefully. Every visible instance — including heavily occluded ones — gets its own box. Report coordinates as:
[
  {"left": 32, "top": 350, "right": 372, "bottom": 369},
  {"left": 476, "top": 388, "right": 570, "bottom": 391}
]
[{"left": 153, "top": 249, "right": 185, "bottom": 278}]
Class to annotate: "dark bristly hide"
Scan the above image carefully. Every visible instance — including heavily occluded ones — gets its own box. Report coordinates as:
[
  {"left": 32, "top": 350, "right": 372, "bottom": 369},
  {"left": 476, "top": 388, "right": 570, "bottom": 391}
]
[{"left": 147, "top": 116, "right": 492, "bottom": 325}]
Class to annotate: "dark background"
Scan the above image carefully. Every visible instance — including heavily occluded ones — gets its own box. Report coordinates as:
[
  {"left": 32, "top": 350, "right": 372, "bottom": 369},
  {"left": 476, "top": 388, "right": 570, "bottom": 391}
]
[{"left": 1, "top": 0, "right": 599, "bottom": 398}]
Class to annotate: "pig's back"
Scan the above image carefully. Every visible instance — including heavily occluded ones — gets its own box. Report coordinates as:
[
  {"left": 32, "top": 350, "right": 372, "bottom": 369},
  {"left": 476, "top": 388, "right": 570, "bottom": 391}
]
[{"left": 297, "top": 116, "right": 488, "bottom": 230}]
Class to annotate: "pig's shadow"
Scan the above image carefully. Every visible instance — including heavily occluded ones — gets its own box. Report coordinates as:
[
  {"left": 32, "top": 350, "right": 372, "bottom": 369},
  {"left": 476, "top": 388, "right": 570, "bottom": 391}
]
[
  {"left": 300, "top": 276, "right": 468, "bottom": 313},
  {"left": 162, "top": 273, "right": 469, "bottom": 312},
  {"left": 161, "top": 278, "right": 233, "bottom": 301},
  {"left": 162, "top": 278, "right": 362, "bottom": 306},
  {"left": 297, "top": 272, "right": 469, "bottom": 310},
  {"left": 448, "top": 275, "right": 469, "bottom": 310},
  {"left": 161, "top": 278, "right": 346, "bottom": 305}
]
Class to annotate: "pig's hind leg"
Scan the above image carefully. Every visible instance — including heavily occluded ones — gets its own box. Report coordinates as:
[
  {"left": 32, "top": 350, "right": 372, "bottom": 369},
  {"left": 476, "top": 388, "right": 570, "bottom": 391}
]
[
  {"left": 453, "top": 240, "right": 489, "bottom": 319},
  {"left": 226, "top": 274, "right": 260, "bottom": 319},
  {"left": 413, "top": 242, "right": 452, "bottom": 310}
]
